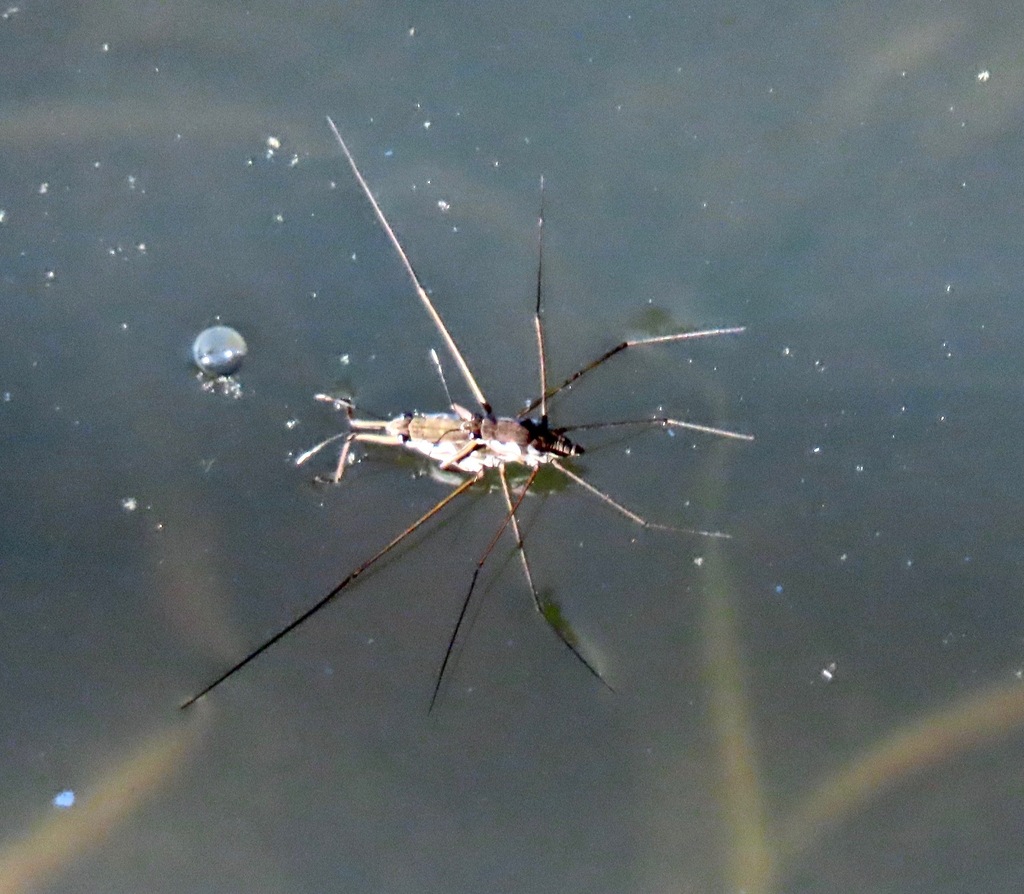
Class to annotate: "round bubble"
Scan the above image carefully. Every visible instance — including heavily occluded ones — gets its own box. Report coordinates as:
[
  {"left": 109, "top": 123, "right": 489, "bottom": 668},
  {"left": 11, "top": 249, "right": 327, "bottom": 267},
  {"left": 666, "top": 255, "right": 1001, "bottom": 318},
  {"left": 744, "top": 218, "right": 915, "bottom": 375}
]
[{"left": 192, "top": 326, "right": 247, "bottom": 375}]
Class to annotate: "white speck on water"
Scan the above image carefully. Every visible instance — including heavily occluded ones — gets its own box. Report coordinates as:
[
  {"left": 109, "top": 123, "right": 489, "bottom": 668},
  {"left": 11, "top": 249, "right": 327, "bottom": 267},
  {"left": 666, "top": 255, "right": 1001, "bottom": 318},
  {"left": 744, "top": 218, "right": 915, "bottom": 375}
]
[
  {"left": 38, "top": 182, "right": 49, "bottom": 195},
  {"left": 437, "top": 200, "right": 450, "bottom": 212},
  {"left": 266, "top": 135, "right": 281, "bottom": 150},
  {"left": 781, "top": 346, "right": 791, "bottom": 356},
  {"left": 693, "top": 556, "right": 704, "bottom": 567},
  {"left": 121, "top": 497, "right": 138, "bottom": 512},
  {"left": 977, "top": 69, "right": 990, "bottom": 82},
  {"left": 53, "top": 790, "right": 75, "bottom": 809},
  {"left": 820, "top": 662, "right": 837, "bottom": 683}
]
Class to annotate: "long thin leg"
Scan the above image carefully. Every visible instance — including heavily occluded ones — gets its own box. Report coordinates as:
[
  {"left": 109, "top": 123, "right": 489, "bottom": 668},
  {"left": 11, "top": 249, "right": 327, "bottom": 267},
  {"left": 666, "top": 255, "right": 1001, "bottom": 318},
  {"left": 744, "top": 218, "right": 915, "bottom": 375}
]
[
  {"left": 532, "top": 176, "right": 549, "bottom": 423},
  {"left": 296, "top": 430, "right": 408, "bottom": 483},
  {"left": 294, "top": 431, "right": 351, "bottom": 468},
  {"left": 181, "top": 472, "right": 482, "bottom": 708},
  {"left": 559, "top": 416, "right": 754, "bottom": 442},
  {"left": 498, "top": 466, "right": 610, "bottom": 689},
  {"left": 429, "top": 467, "right": 539, "bottom": 711},
  {"left": 551, "top": 459, "right": 731, "bottom": 539},
  {"left": 522, "top": 326, "right": 746, "bottom": 416},
  {"left": 326, "top": 116, "right": 492, "bottom": 416}
]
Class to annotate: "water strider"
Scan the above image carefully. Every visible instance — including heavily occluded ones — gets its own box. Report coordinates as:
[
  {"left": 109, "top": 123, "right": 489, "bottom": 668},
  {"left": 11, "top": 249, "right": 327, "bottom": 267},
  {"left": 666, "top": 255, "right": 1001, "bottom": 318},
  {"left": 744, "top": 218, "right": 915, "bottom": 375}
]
[{"left": 181, "top": 117, "right": 753, "bottom": 710}]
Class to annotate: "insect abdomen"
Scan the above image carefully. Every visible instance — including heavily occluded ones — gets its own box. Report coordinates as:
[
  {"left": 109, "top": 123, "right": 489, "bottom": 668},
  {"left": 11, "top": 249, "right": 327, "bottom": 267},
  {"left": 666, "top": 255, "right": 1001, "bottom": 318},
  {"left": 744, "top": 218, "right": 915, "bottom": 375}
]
[{"left": 401, "top": 413, "right": 475, "bottom": 443}]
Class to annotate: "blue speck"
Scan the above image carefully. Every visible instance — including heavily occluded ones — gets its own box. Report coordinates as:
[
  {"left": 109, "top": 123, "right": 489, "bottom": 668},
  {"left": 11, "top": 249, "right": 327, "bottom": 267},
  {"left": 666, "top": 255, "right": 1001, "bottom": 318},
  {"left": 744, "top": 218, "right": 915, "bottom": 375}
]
[
  {"left": 53, "top": 790, "right": 75, "bottom": 809},
  {"left": 384, "top": 149, "right": 394, "bottom": 158},
  {"left": 774, "top": 584, "right": 784, "bottom": 595}
]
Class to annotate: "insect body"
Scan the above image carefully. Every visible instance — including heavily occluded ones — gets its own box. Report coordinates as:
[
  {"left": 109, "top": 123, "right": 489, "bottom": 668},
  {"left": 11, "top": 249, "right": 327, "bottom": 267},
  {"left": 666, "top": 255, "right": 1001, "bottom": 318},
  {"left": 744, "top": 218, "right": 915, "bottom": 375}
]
[
  {"left": 374, "top": 409, "right": 582, "bottom": 472},
  {"left": 306, "top": 399, "right": 583, "bottom": 478},
  {"left": 181, "top": 116, "right": 752, "bottom": 711}
]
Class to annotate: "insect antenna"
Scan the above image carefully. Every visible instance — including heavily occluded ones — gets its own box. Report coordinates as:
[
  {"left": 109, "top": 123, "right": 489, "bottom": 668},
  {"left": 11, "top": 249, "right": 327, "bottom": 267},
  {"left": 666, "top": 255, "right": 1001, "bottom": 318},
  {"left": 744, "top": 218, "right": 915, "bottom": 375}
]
[
  {"left": 429, "top": 467, "right": 539, "bottom": 711},
  {"left": 181, "top": 472, "right": 481, "bottom": 709},
  {"left": 326, "top": 116, "right": 492, "bottom": 417},
  {"left": 523, "top": 325, "right": 747, "bottom": 416},
  {"left": 428, "top": 348, "right": 457, "bottom": 412},
  {"left": 497, "top": 466, "right": 611, "bottom": 690},
  {"left": 532, "top": 176, "right": 550, "bottom": 424}
]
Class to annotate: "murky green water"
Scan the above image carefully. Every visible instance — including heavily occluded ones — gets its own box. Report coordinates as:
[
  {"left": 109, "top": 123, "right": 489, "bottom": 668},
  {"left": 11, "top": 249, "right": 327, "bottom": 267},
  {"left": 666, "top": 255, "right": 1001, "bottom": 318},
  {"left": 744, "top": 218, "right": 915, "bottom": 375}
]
[{"left": 2, "top": 3, "right": 1022, "bottom": 892}]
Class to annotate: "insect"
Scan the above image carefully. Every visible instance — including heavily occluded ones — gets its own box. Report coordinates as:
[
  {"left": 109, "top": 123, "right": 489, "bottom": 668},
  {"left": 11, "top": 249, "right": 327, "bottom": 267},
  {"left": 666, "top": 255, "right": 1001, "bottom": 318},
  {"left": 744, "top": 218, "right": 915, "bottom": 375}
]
[{"left": 181, "top": 117, "right": 752, "bottom": 710}]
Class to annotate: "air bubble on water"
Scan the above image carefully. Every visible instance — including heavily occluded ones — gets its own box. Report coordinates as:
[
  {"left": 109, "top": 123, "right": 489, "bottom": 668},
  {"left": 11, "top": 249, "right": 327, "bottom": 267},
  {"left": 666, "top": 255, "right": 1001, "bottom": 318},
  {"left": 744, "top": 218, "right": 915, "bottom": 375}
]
[{"left": 192, "top": 326, "right": 247, "bottom": 376}]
